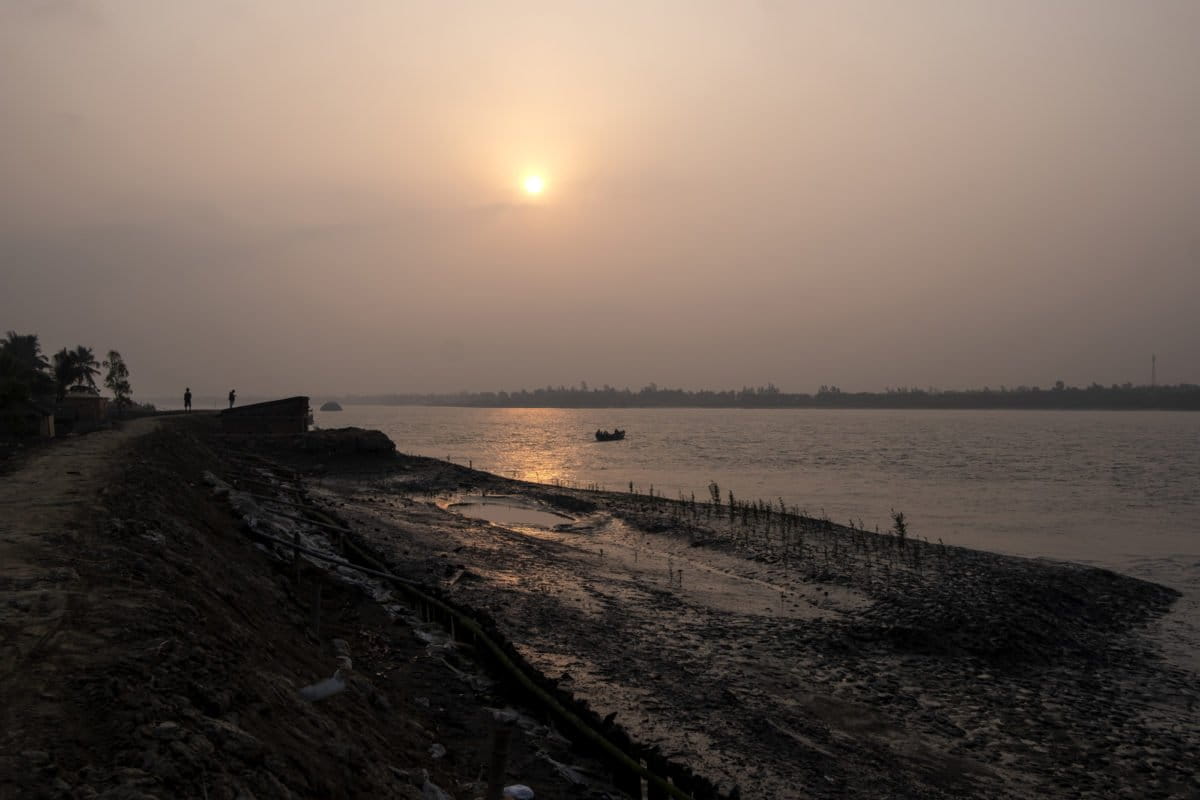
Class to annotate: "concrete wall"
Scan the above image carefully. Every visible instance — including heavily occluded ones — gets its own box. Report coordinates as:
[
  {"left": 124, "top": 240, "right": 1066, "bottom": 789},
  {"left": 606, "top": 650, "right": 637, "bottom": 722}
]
[
  {"left": 55, "top": 395, "right": 110, "bottom": 433},
  {"left": 219, "top": 396, "right": 310, "bottom": 435}
]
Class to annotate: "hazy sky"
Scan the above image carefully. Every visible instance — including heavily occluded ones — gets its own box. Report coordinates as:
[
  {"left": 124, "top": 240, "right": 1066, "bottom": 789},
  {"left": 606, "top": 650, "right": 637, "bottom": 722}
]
[{"left": 3, "top": 1, "right": 1198, "bottom": 398}]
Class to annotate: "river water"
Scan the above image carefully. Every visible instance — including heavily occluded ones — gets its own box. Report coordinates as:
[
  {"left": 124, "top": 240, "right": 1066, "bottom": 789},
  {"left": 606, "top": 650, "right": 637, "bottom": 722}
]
[{"left": 316, "top": 405, "right": 1200, "bottom": 663}]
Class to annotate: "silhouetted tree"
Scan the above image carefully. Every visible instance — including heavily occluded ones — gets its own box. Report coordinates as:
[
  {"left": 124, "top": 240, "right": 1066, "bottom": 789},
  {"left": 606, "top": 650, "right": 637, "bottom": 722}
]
[
  {"left": 71, "top": 346, "right": 100, "bottom": 392},
  {"left": 53, "top": 345, "right": 100, "bottom": 400},
  {"left": 1, "top": 331, "right": 54, "bottom": 400},
  {"left": 2, "top": 331, "right": 50, "bottom": 373},
  {"left": 0, "top": 350, "right": 33, "bottom": 416},
  {"left": 52, "top": 349, "right": 73, "bottom": 401},
  {"left": 349, "top": 381, "right": 1200, "bottom": 410},
  {"left": 102, "top": 350, "right": 132, "bottom": 412}
]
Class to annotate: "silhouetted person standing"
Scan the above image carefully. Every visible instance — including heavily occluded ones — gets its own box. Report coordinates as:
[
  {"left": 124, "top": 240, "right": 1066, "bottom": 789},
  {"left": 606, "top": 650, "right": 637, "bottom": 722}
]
[
  {"left": 228, "top": 389, "right": 236, "bottom": 409},
  {"left": 184, "top": 387, "right": 192, "bottom": 411}
]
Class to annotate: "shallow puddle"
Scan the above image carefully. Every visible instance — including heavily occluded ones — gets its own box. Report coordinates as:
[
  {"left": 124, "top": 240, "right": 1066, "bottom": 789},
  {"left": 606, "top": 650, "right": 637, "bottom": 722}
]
[{"left": 447, "top": 497, "right": 572, "bottom": 528}]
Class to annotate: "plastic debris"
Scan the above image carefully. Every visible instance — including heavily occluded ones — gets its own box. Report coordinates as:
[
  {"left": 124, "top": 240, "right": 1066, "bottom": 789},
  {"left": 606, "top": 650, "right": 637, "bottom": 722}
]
[
  {"left": 421, "top": 770, "right": 451, "bottom": 800},
  {"left": 491, "top": 709, "right": 521, "bottom": 725},
  {"left": 538, "top": 750, "right": 587, "bottom": 786},
  {"left": 298, "top": 669, "right": 346, "bottom": 701}
]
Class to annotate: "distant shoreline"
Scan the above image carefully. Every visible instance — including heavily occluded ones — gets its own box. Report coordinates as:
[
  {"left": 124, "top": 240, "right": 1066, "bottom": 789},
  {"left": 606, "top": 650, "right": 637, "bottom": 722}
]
[
  {"left": 342, "top": 400, "right": 1200, "bottom": 411},
  {"left": 142, "top": 384, "right": 1200, "bottom": 412},
  {"left": 332, "top": 383, "right": 1200, "bottom": 412}
]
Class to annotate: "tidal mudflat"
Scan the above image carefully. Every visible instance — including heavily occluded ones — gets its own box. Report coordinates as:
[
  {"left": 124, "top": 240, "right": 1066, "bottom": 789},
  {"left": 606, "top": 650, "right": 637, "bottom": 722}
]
[{"left": 289, "top": 440, "right": 1199, "bottom": 799}]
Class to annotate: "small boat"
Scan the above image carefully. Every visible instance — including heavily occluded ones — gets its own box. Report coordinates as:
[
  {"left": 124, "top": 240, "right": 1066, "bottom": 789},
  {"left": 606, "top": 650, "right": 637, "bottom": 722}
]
[{"left": 595, "top": 428, "right": 625, "bottom": 441}]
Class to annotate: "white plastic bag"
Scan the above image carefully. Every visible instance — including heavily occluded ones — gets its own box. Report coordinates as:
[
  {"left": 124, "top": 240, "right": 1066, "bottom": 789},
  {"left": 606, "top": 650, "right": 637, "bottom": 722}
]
[{"left": 298, "top": 669, "right": 346, "bottom": 702}]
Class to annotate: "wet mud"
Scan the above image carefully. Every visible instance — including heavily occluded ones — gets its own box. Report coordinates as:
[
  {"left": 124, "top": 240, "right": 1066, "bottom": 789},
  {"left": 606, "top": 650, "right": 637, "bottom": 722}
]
[{"left": 260, "top": 443, "right": 1200, "bottom": 799}]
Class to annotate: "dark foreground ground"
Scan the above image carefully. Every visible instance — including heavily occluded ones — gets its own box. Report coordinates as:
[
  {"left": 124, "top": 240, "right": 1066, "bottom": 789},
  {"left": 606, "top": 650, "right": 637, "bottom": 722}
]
[
  {"left": 3, "top": 418, "right": 1197, "bottom": 799},
  {"left": 0, "top": 417, "right": 626, "bottom": 800}
]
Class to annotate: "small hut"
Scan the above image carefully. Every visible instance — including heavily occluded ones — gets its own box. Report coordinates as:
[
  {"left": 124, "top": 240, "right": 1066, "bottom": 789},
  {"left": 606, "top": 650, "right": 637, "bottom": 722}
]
[
  {"left": 55, "top": 394, "right": 109, "bottom": 434},
  {"left": 2, "top": 400, "right": 55, "bottom": 438}
]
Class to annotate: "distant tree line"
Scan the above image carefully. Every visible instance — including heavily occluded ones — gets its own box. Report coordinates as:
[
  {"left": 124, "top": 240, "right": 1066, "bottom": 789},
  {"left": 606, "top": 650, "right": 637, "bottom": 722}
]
[
  {"left": 347, "top": 381, "right": 1200, "bottom": 411},
  {"left": 1, "top": 330, "right": 140, "bottom": 432}
]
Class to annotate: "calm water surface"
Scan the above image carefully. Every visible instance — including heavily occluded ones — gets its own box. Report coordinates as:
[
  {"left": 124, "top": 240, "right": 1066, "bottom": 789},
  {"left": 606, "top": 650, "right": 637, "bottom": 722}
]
[
  {"left": 316, "top": 406, "right": 1200, "bottom": 590},
  {"left": 317, "top": 405, "right": 1200, "bottom": 668}
]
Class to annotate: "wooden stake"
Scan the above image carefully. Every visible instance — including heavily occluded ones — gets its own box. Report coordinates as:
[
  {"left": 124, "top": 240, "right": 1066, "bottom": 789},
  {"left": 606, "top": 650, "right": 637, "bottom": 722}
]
[
  {"left": 310, "top": 583, "right": 321, "bottom": 638},
  {"left": 484, "top": 720, "right": 513, "bottom": 800}
]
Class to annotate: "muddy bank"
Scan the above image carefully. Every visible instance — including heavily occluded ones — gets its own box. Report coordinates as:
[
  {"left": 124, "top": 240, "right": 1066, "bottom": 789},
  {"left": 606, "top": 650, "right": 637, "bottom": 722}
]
[
  {"left": 0, "top": 418, "right": 630, "bottom": 800},
  {"left": 227, "top": 427, "right": 1200, "bottom": 799}
]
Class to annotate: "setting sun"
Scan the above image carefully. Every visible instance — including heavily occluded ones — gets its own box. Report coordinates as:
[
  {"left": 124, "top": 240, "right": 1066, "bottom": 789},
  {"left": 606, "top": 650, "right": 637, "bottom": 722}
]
[{"left": 523, "top": 175, "right": 545, "bottom": 195}]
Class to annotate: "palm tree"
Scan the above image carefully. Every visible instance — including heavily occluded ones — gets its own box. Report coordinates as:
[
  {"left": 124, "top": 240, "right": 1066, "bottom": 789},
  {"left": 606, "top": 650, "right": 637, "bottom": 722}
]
[
  {"left": 70, "top": 345, "right": 100, "bottom": 393},
  {"left": 0, "top": 349, "right": 36, "bottom": 433},
  {"left": 53, "top": 345, "right": 101, "bottom": 400},
  {"left": 53, "top": 348, "right": 75, "bottom": 401},
  {"left": 2, "top": 331, "right": 50, "bottom": 373},
  {"left": 0, "top": 349, "right": 33, "bottom": 407},
  {"left": 1, "top": 331, "right": 54, "bottom": 401}
]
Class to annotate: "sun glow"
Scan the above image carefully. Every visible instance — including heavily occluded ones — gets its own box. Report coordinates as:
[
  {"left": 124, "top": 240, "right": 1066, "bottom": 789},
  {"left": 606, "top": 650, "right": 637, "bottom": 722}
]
[{"left": 523, "top": 175, "right": 545, "bottom": 195}]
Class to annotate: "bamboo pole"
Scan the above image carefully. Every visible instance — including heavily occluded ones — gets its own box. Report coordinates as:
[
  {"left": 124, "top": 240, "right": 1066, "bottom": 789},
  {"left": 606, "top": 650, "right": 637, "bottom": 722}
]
[
  {"left": 484, "top": 719, "right": 513, "bottom": 800},
  {"left": 311, "top": 583, "right": 321, "bottom": 638}
]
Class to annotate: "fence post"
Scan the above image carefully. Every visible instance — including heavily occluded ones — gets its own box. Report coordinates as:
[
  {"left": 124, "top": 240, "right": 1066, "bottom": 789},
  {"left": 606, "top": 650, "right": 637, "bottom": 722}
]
[
  {"left": 293, "top": 532, "right": 301, "bottom": 585},
  {"left": 484, "top": 716, "right": 514, "bottom": 799},
  {"left": 311, "top": 583, "right": 322, "bottom": 639},
  {"left": 646, "top": 755, "right": 670, "bottom": 800}
]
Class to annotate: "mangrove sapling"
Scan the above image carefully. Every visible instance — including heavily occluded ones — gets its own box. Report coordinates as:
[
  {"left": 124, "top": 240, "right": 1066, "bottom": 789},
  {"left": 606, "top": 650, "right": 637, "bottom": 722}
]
[{"left": 890, "top": 509, "right": 909, "bottom": 548}]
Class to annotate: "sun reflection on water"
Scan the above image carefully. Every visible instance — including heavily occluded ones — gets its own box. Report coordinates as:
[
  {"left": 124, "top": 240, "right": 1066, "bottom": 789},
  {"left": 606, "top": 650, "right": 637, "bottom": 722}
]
[{"left": 485, "top": 408, "right": 579, "bottom": 486}]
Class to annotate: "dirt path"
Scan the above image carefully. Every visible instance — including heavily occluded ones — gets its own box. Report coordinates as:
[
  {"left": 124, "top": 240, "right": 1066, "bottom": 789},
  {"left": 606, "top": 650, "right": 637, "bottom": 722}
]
[{"left": 0, "top": 419, "right": 161, "bottom": 741}]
